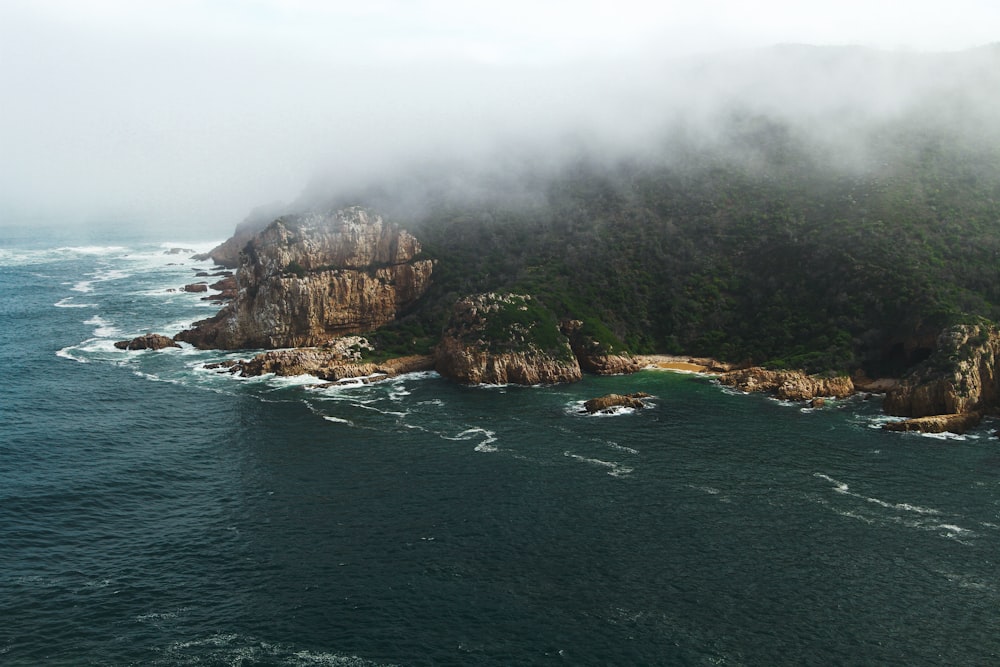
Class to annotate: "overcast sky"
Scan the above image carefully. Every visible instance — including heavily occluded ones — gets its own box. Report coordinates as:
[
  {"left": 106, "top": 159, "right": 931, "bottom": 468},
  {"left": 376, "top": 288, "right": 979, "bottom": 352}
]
[{"left": 1, "top": 0, "right": 998, "bottom": 232}]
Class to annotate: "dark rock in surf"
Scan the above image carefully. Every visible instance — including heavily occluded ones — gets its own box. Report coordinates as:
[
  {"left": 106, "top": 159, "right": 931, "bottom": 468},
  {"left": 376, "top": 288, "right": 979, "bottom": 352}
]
[
  {"left": 114, "top": 333, "right": 180, "bottom": 351},
  {"left": 583, "top": 392, "right": 651, "bottom": 414}
]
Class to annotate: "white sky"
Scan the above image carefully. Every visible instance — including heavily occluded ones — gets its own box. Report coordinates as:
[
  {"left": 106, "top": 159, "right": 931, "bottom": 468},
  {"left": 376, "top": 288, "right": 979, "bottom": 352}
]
[{"left": 1, "top": 0, "right": 997, "bottom": 231}]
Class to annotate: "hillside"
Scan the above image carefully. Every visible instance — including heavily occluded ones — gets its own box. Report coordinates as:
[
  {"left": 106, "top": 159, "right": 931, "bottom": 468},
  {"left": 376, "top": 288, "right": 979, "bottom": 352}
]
[{"left": 205, "top": 46, "right": 1000, "bottom": 376}]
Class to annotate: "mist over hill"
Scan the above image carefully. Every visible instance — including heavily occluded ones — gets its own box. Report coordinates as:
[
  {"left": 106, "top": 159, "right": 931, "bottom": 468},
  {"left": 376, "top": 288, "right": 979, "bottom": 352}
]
[
  {"left": 165, "top": 43, "right": 1000, "bottom": 376},
  {"left": 214, "top": 45, "right": 994, "bottom": 374}
]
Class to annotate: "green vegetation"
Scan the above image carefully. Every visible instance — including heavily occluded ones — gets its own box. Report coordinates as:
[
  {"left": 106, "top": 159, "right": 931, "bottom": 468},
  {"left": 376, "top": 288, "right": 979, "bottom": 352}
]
[
  {"left": 330, "top": 113, "right": 1000, "bottom": 375},
  {"left": 478, "top": 295, "right": 569, "bottom": 357}
]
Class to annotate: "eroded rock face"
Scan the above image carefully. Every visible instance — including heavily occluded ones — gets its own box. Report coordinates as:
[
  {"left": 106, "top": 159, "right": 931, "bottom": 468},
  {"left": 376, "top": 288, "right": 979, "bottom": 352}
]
[
  {"left": 176, "top": 207, "right": 433, "bottom": 349},
  {"left": 883, "top": 324, "right": 1000, "bottom": 418},
  {"left": 434, "top": 293, "right": 582, "bottom": 385},
  {"left": 719, "top": 367, "right": 854, "bottom": 400}
]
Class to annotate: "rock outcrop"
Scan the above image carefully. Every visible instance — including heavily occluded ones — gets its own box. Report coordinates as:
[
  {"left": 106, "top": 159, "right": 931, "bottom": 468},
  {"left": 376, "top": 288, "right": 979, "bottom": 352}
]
[
  {"left": 434, "top": 293, "right": 582, "bottom": 385},
  {"left": 719, "top": 367, "right": 854, "bottom": 400},
  {"left": 176, "top": 207, "right": 433, "bottom": 349},
  {"left": 227, "top": 349, "right": 435, "bottom": 383},
  {"left": 583, "top": 393, "right": 652, "bottom": 414},
  {"left": 203, "top": 275, "right": 237, "bottom": 302},
  {"left": 114, "top": 333, "right": 180, "bottom": 350},
  {"left": 882, "top": 412, "right": 982, "bottom": 434},
  {"left": 883, "top": 323, "right": 1000, "bottom": 418},
  {"left": 562, "top": 320, "right": 642, "bottom": 375}
]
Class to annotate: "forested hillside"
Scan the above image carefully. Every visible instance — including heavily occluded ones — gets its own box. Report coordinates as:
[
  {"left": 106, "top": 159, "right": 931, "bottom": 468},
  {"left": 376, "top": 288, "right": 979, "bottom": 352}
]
[{"left": 280, "top": 46, "right": 1000, "bottom": 374}]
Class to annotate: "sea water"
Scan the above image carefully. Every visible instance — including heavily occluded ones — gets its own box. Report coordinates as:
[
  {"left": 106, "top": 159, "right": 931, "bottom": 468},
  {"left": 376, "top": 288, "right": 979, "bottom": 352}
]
[{"left": 2, "top": 224, "right": 999, "bottom": 665}]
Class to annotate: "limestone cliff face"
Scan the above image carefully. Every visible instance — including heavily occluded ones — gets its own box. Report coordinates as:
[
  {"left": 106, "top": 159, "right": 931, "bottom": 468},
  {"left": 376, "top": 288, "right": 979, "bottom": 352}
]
[
  {"left": 883, "top": 323, "right": 1000, "bottom": 417},
  {"left": 434, "top": 293, "right": 582, "bottom": 385},
  {"left": 177, "top": 207, "right": 433, "bottom": 349},
  {"left": 719, "top": 367, "right": 855, "bottom": 400}
]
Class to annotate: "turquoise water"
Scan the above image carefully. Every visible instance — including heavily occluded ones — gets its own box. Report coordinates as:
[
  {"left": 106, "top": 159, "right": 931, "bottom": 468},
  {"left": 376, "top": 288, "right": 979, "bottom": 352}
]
[{"left": 1, "top": 226, "right": 999, "bottom": 665}]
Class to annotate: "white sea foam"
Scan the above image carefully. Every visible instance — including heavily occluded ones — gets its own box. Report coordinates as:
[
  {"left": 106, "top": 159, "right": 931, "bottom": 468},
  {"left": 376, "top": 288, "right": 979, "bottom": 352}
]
[
  {"left": 941, "top": 571, "right": 995, "bottom": 592},
  {"left": 57, "top": 245, "right": 127, "bottom": 255},
  {"left": 939, "top": 523, "right": 971, "bottom": 535},
  {"left": 71, "top": 279, "right": 94, "bottom": 293},
  {"left": 54, "top": 297, "right": 94, "bottom": 308},
  {"left": 814, "top": 472, "right": 942, "bottom": 515},
  {"left": 607, "top": 441, "right": 639, "bottom": 454},
  {"left": 567, "top": 399, "right": 646, "bottom": 417},
  {"left": 56, "top": 345, "right": 88, "bottom": 363},
  {"left": 84, "top": 315, "right": 119, "bottom": 338},
  {"left": 813, "top": 472, "right": 850, "bottom": 493},
  {"left": 418, "top": 399, "right": 445, "bottom": 407},
  {"left": 442, "top": 427, "right": 498, "bottom": 452},
  {"left": 322, "top": 416, "right": 353, "bottom": 425},
  {"left": 564, "top": 451, "right": 633, "bottom": 477},
  {"left": 0, "top": 244, "right": 128, "bottom": 267},
  {"left": 388, "top": 386, "right": 411, "bottom": 401},
  {"left": 257, "top": 373, "right": 324, "bottom": 389}
]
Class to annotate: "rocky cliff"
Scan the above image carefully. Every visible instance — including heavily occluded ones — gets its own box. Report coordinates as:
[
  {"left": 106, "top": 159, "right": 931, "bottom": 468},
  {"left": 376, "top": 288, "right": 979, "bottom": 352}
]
[
  {"left": 883, "top": 323, "right": 1000, "bottom": 417},
  {"left": 434, "top": 293, "right": 583, "bottom": 385},
  {"left": 177, "top": 207, "right": 433, "bottom": 349}
]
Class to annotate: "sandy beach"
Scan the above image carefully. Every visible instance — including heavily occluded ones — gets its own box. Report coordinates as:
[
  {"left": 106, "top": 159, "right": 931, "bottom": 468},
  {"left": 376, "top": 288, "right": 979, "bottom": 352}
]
[{"left": 635, "top": 355, "right": 731, "bottom": 374}]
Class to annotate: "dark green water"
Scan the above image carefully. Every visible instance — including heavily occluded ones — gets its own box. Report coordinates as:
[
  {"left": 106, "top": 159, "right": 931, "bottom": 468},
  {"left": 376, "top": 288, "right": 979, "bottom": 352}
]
[{"left": 1, "top": 231, "right": 999, "bottom": 665}]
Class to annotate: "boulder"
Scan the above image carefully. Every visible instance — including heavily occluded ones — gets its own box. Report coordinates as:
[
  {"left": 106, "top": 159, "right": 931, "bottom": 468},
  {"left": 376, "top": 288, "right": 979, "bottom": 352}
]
[
  {"left": 114, "top": 333, "right": 180, "bottom": 351},
  {"left": 583, "top": 393, "right": 652, "bottom": 414},
  {"left": 183, "top": 282, "right": 208, "bottom": 293}
]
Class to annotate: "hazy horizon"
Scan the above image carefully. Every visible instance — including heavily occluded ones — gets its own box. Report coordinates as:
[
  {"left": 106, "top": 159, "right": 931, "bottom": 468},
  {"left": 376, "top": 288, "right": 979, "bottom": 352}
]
[{"left": 2, "top": 1, "right": 999, "bottom": 236}]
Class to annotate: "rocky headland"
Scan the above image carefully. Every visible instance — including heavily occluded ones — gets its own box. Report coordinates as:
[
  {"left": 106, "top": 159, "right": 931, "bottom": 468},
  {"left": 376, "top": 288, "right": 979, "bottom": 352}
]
[
  {"left": 433, "top": 293, "right": 583, "bottom": 385},
  {"left": 123, "top": 205, "right": 1000, "bottom": 435},
  {"left": 176, "top": 207, "right": 433, "bottom": 349},
  {"left": 875, "top": 323, "right": 1000, "bottom": 433}
]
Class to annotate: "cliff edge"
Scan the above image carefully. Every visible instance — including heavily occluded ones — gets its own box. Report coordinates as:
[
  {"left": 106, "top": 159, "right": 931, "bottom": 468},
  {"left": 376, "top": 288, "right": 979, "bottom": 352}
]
[{"left": 177, "top": 207, "right": 433, "bottom": 349}]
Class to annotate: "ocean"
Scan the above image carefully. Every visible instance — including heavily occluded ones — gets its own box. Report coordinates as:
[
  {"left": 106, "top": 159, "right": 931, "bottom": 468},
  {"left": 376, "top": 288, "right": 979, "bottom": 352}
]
[{"left": 1, "top": 224, "right": 999, "bottom": 666}]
